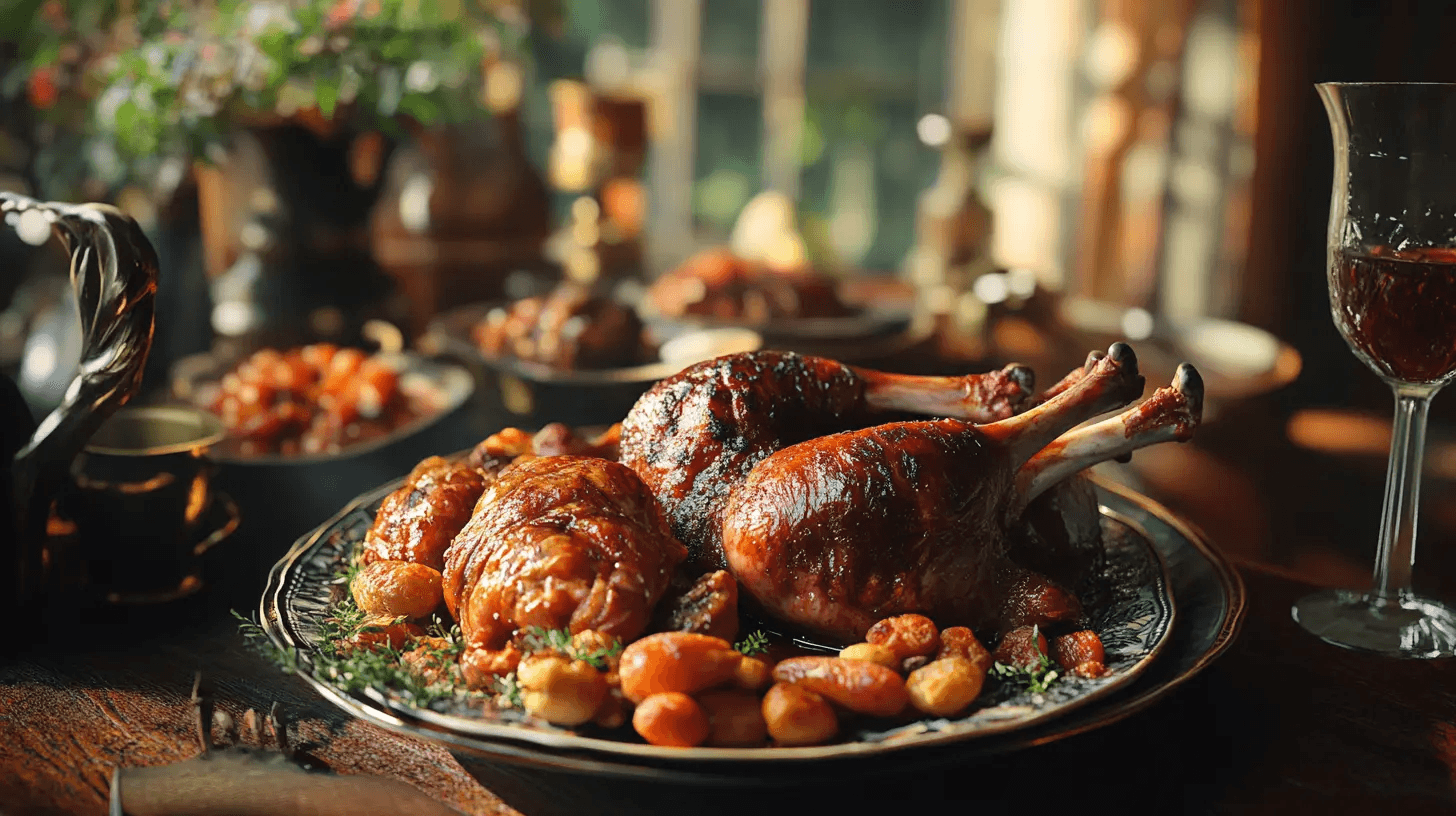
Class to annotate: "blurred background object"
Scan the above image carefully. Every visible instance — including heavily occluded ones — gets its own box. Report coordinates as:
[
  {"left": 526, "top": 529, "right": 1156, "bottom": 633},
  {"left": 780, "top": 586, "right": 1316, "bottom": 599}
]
[
  {"left": 2, "top": 0, "right": 1272, "bottom": 379},
  {"left": 8, "top": 0, "right": 1456, "bottom": 587},
  {"left": 3, "top": 0, "right": 552, "bottom": 384}
]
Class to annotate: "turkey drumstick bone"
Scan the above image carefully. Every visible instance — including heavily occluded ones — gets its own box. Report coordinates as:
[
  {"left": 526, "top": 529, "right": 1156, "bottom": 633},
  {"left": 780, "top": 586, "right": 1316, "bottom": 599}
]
[
  {"left": 856, "top": 362, "right": 1035, "bottom": 421},
  {"left": 1016, "top": 362, "right": 1203, "bottom": 506},
  {"left": 975, "top": 342, "right": 1147, "bottom": 465}
]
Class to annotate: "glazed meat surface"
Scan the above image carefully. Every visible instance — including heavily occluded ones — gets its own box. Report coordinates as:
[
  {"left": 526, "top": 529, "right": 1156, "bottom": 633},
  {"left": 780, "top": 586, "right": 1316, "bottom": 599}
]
[
  {"left": 722, "top": 419, "right": 1023, "bottom": 641},
  {"left": 443, "top": 455, "right": 687, "bottom": 650},
  {"left": 363, "top": 456, "right": 488, "bottom": 571},
  {"left": 467, "top": 422, "right": 622, "bottom": 473},
  {"left": 366, "top": 422, "right": 620, "bottom": 574},
  {"left": 720, "top": 346, "right": 1203, "bottom": 643},
  {"left": 620, "top": 352, "right": 868, "bottom": 571},
  {"left": 619, "top": 350, "right": 1033, "bottom": 572}
]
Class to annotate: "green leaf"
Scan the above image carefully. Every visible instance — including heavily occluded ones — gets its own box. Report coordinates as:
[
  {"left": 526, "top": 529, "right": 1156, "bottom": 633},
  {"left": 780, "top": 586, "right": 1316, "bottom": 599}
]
[
  {"left": 114, "top": 99, "right": 139, "bottom": 139},
  {"left": 315, "top": 75, "right": 339, "bottom": 118},
  {"left": 734, "top": 630, "right": 770, "bottom": 656},
  {"left": 1, "top": 0, "right": 45, "bottom": 40},
  {"left": 396, "top": 94, "right": 439, "bottom": 125},
  {"left": 989, "top": 627, "right": 1064, "bottom": 694}
]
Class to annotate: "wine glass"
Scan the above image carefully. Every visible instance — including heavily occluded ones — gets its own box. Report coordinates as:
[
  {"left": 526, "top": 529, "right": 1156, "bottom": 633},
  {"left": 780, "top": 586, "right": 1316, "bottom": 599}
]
[{"left": 1292, "top": 83, "right": 1456, "bottom": 657}]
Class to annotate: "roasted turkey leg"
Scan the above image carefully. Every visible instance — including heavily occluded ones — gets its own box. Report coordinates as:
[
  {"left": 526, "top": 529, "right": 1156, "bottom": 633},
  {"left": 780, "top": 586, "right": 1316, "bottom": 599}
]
[
  {"left": 619, "top": 350, "right": 1037, "bottom": 571},
  {"left": 720, "top": 344, "right": 1194, "bottom": 643}
]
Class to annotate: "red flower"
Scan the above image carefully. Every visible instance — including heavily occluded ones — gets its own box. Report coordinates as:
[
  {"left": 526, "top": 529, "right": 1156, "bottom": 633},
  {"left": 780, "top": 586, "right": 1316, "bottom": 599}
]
[
  {"left": 40, "top": 0, "right": 67, "bottom": 33},
  {"left": 326, "top": 0, "right": 361, "bottom": 29},
  {"left": 28, "top": 67, "right": 58, "bottom": 110}
]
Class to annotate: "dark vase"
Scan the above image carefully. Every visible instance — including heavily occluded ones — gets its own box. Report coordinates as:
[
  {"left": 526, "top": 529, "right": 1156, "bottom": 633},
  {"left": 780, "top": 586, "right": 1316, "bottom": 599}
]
[
  {"left": 196, "top": 122, "right": 404, "bottom": 356},
  {"left": 371, "top": 111, "right": 554, "bottom": 337}
]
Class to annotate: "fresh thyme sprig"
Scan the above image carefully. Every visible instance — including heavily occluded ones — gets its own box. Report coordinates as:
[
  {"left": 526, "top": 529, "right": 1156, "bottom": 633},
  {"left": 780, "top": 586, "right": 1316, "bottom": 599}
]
[
  {"left": 231, "top": 566, "right": 475, "bottom": 708},
  {"left": 734, "top": 630, "right": 770, "bottom": 656},
  {"left": 518, "top": 626, "right": 623, "bottom": 671},
  {"left": 334, "top": 550, "right": 366, "bottom": 590},
  {"left": 491, "top": 673, "right": 524, "bottom": 710},
  {"left": 989, "top": 627, "right": 1061, "bottom": 694},
  {"left": 232, "top": 609, "right": 299, "bottom": 673},
  {"left": 518, "top": 626, "right": 574, "bottom": 656}
]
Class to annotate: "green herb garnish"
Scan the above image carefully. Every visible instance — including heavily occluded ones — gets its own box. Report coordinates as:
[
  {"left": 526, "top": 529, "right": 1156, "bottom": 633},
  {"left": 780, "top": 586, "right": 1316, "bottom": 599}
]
[
  {"left": 989, "top": 627, "right": 1061, "bottom": 694},
  {"left": 231, "top": 561, "right": 478, "bottom": 708},
  {"left": 518, "top": 626, "right": 623, "bottom": 671},
  {"left": 734, "top": 629, "right": 770, "bottom": 656},
  {"left": 334, "top": 550, "right": 366, "bottom": 590},
  {"left": 232, "top": 609, "right": 299, "bottom": 673},
  {"left": 491, "top": 672, "right": 524, "bottom": 710}
]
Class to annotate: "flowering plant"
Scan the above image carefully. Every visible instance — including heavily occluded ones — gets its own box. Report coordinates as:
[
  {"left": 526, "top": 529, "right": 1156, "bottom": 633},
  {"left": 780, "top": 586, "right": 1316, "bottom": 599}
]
[{"left": 8, "top": 0, "right": 539, "bottom": 192}]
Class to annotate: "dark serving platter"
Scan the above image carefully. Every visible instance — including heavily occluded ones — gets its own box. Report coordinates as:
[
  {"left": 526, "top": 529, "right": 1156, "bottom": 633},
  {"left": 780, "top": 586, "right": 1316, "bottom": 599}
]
[{"left": 259, "top": 477, "right": 1239, "bottom": 784}]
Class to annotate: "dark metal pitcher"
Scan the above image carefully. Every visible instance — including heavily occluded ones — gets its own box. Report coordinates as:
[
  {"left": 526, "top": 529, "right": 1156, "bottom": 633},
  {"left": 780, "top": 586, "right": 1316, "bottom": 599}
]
[{"left": 1, "top": 192, "right": 159, "bottom": 611}]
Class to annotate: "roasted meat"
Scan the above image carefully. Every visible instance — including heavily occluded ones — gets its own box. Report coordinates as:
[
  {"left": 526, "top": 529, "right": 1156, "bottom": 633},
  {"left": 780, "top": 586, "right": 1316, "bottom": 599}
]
[
  {"left": 652, "top": 569, "right": 741, "bottom": 642},
  {"left": 363, "top": 456, "right": 488, "bottom": 572},
  {"left": 618, "top": 350, "right": 1035, "bottom": 571},
  {"left": 474, "top": 282, "right": 647, "bottom": 370},
  {"left": 719, "top": 344, "right": 1204, "bottom": 643},
  {"left": 442, "top": 455, "right": 688, "bottom": 651},
  {"left": 645, "top": 247, "right": 853, "bottom": 322},
  {"left": 467, "top": 422, "right": 621, "bottom": 472}
]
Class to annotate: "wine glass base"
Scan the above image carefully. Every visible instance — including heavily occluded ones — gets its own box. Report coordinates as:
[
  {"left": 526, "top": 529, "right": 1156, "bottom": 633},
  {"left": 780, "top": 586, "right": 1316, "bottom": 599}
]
[{"left": 1292, "top": 589, "right": 1456, "bottom": 658}]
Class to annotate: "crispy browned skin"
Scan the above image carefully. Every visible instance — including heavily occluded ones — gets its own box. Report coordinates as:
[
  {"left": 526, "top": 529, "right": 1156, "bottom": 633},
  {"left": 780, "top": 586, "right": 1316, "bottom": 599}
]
[
  {"left": 619, "top": 352, "right": 881, "bottom": 572},
  {"left": 467, "top": 422, "right": 621, "bottom": 472},
  {"left": 717, "top": 345, "right": 1163, "bottom": 643},
  {"left": 443, "top": 456, "right": 687, "bottom": 650},
  {"left": 619, "top": 351, "right": 1031, "bottom": 573},
  {"left": 363, "top": 456, "right": 488, "bottom": 571},
  {"left": 721, "top": 419, "right": 1024, "bottom": 642}
]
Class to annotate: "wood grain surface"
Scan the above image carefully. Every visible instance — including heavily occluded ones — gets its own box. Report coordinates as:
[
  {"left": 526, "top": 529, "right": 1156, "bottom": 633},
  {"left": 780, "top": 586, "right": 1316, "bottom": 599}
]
[{"left": 0, "top": 596, "right": 517, "bottom": 816}]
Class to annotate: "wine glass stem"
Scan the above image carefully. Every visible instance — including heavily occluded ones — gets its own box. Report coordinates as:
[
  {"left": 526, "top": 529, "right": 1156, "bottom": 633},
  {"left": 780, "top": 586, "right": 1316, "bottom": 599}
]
[{"left": 1372, "top": 384, "right": 1438, "bottom": 607}]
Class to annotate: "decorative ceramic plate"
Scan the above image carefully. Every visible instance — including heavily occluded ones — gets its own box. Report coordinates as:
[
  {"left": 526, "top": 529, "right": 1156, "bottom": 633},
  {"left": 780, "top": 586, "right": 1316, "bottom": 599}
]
[
  {"left": 350, "top": 478, "right": 1243, "bottom": 787},
  {"left": 261, "top": 478, "right": 1182, "bottom": 768}
]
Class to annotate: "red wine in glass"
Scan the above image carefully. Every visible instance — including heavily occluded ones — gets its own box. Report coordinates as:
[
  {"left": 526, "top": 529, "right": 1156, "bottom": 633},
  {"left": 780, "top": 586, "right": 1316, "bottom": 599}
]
[
  {"left": 1332, "top": 245, "right": 1456, "bottom": 385},
  {"left": 1295, "top": 82, "right": 1456, "bottom": 658}
]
